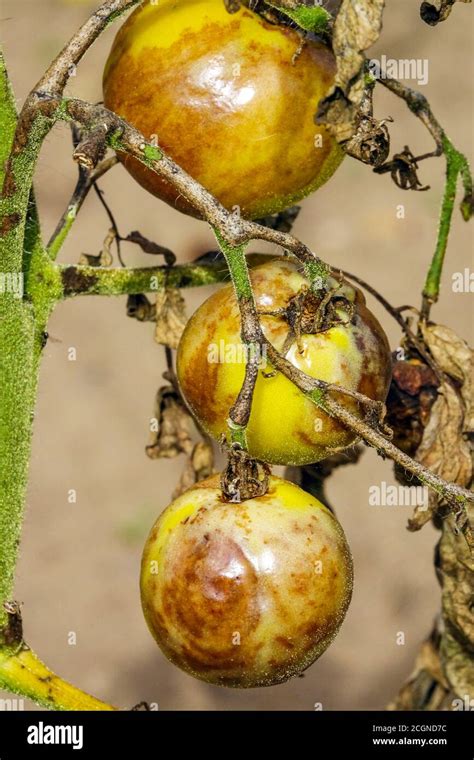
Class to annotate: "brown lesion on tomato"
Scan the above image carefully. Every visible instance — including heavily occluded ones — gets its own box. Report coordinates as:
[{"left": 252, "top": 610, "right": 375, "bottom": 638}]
[
  {"left": 178, "top": 332, "right": 221, "bottom": 427},
  {"left": 188, "top": 505, "right": 209, "bottom": 525},
  {"left": 154, "top": 531, "right": 261, "bottom": 672},
  {"left": 264, "top": 565, "right": 344, "bottom": 661},
  {"left": 194, "top": 473, "right": 221, "bottom": 491},
  {"left": 355, "top": 301, "right": 392, "bottom": 398},
  {"left": 103, "top": 12, "right": 337, "bottom": 218},
  {"left": 275, "top": 635, "right": 296, "bottom": 650},
  {"left": 298, "top": 611, "right": 339, "bottom": 650},
  {"left": 295, "top": 406, "right": 355, "bottom": 450},
  {"left": 179, "top": 290, "right": 246, "bottom": 432},
  {"left": 295, "top": 427, "right": 320, "bottom": 448}
]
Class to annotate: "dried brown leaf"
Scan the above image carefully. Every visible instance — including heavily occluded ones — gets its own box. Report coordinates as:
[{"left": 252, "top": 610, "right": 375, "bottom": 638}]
[
  {"left": 172, "top": 441, "right": 215, "bottom": 498},
  {"left": 416, "top": 382, "right": 472, "bottom": 489},
  {"left": 407, "top": 502, "right": 435, "bottom": 532},
  {"left": 421, "top": 322, "right": 473, "bottom": 432},
  {"left": 154, "top": 288, "right": 187, "bottom": 350},
  {"left": 146, "top": 386, "right": 193, "bottom": 460},
  {"left": 388, "top": 630, "right": 452, "bottom": 710},
  {"left": 124, "top": 230, "right": 175, "bottom": 265},
  {"left": 79, "top": 227, "right": 114, "bottom": 267},
  {"left": 316, "top": 0, "right": 385, "bottom": 143},
  {"left": 420, "top": 0, "right": 471, "bottom": 26},
  {"left": 439, "top": 514, "right": 474, "bottom": 696}
]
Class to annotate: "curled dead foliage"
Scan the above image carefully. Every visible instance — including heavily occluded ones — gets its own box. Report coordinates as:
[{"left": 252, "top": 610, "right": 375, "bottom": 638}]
[
  {"left": 316, "top": 0, "right": 385, "bottom": 143},
  {"left": 389, "top": 323, "right": 473, "bottom": 710}
]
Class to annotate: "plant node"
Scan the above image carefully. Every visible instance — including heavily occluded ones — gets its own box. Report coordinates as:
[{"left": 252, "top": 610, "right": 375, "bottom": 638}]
[{"left": 0, "top": 601, "right": 23, "bottom": 650}]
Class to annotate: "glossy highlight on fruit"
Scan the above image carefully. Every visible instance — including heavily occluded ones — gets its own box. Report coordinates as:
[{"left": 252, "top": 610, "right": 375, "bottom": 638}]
[
  {"left": 103, "top": 0, "right": 344, "bottom": 219},
  {"left": 140, "top": 475, "right": 353, "bottom": 688},
  {"left": 177, "top": 259, "right": 392, "bottom": 466}
]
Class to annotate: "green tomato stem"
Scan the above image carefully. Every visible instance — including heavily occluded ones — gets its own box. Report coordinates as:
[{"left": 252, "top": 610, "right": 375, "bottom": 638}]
[
  {"left": 58, "top": 261, "right": 231, "bottom": 298},
  {"left": 213, "top": 230, "right": 260, "bottom": 450},
  {"left": 422, "top": 134, "right": 473, "bottom": 316}
]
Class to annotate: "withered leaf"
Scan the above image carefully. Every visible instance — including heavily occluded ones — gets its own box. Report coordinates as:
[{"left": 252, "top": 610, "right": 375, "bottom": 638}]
[
  {"left": 387, "top": 630, "right": 452, "bottom": 710},
  {"left": 421, "top": 322, "right": 473, "bottom": 432},
  {"left": 79, "top": 227, "right": 114, "bottom": 267},
  {"left": 126, "top": 293, "right": 156, "bottom": 322},
  {"left": 154, "top": 288, "right": 187, "bottom": 350},
  {"left": 392, "top": 359, "right": 439, "bottom": 396},
  {"left": 341, "top": 85, "right": 391, "bottom": 167},
  {"left": 387, "top": 360, "right": 439, "bottom": 460},
  {"left": 415, "top": 382, "right": 471, "bottom": 489},
  {"left": 420, "top": 0, "right": 471, "bottom": 26},
  {"left": 146, "top": 385, "right": 193, "bottom": 460},
  {"left": 316, "top": 0, "right": 385, "bottom": 143},
  {"left": 439, "top": 513, "right": 474, "bottom": 696},
  {"left": 172, "top": 441, "right": 215, "bottom": 498},
  {"left": 124, "top": 230, "right": 175, "bottom": 265},
  {"left": 407, "top": 501, "right": 435, "bottom": 533}
]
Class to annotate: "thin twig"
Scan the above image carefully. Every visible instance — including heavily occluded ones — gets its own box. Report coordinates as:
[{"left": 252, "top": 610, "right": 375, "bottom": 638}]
[
  {"left": 263, "top": 341, "right": 473, "bottom": 519},
  {"left": 338, "top": 268, "right": 444, "bottom": 381},
  {"left": 379, "top": 77, "right": 444, "bottom": 155},
  {"left": 92, "top": 183, "right": 125, "bottom": 266},
  {"left": 47, "top": 156, "right": 117, "bottom": 259}
]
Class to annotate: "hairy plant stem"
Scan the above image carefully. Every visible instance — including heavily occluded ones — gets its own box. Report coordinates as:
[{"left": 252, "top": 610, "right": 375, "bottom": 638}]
[
  {"left": 0, "top": 0, "right": 141, "bottom": 703},
  {"left": 59, "top": 261, "right": 231, "bottom": 297}
]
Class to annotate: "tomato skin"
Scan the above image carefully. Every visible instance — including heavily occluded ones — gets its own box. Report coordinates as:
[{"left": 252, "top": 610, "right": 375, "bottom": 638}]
[
  {"left": 140, "top": 475, "right": 353, "bottom": 688},
  {"left": 102, "top": 0, "right": 344, "bottom": 219},
  {"left": 176, "top": 259, "right": 392, "bottom": 466}
]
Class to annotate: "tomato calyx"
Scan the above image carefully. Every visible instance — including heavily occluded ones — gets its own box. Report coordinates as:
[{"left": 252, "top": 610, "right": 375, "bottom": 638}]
[
  {"left": 220, "top": 444, "right": 271, "bottom": 503},
  {"left": 259, "top": 281, "right": 356, "bottom": 355}
]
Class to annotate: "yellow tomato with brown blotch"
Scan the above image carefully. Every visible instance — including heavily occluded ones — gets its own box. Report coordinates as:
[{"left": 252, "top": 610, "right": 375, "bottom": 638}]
[
  {"left": 176, "top": 259, "right": 392, "bottom": 466},
  {"left": 140, "top": 475, "right": 353, "bottom": 688},
  {"left": 103, "top": 0, "right": 344, "bottom": 218}
]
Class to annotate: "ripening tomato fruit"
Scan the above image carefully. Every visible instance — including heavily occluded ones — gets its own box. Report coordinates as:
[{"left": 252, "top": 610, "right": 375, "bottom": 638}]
[
  {"left": 176, "top": 259, "right": 392, "bottom": 466},
  {"left": 140, "top": 475, "right": 353, "bottom": 688},
  {"left": 103, "top": 0, "right": 344, "bottom": 219}
]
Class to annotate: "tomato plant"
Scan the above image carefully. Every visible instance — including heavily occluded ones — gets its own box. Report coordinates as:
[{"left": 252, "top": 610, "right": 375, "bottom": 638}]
[{"left": 0, "top": 0, "right": 471, "bottom": 716}]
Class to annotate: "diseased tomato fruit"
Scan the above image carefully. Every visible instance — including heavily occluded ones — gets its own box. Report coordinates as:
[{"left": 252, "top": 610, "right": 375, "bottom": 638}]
[
  {"left": 177, "top": 259, "right": 392, "bottom": 466},
  {"left": 103, "top": 0, "right": 344, "bottom": 219},
  {"left": 140, "top": 474, "right": 353, "bottom": 687}
]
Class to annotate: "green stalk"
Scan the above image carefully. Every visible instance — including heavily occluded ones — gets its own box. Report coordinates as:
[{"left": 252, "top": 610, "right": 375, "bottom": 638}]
[
  {"left": 58, "top": 261, "right": 231, "bottom": 298},
  {"left": 213, "top": 229, "right": 253, "bottom": 299},
  {"left": 422, "top": 135, "right": 473, "bottom": 315},
  {"left": 213, "top": 230, "right": 256, "bottom": 449},
  {"left": 0, "top": 55, "right": 34, "bottom": 628}
]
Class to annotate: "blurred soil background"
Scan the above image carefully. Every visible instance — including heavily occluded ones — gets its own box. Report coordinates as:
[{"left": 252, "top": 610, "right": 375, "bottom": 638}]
[{"left": 0, "top": 0, "right": 472, "bottom": 710}]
